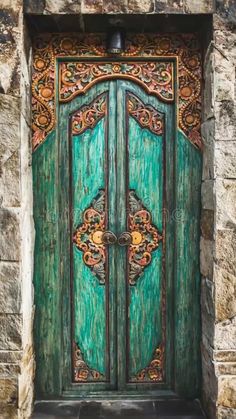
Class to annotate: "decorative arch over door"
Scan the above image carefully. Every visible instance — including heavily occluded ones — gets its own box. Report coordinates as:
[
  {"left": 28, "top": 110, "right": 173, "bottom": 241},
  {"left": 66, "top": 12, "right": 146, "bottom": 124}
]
[
  {"left": 32, "top": 33, "right": 202, "bottom": 399},
  {"left": 32, "top": 33, "right": 202, "bottom": 150}
]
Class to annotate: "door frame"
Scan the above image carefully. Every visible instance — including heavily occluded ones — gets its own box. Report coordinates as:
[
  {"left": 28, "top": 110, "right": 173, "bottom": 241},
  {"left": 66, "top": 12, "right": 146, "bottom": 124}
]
[{"left": 32, "top": 33, "right": 202, "bottom": 399}]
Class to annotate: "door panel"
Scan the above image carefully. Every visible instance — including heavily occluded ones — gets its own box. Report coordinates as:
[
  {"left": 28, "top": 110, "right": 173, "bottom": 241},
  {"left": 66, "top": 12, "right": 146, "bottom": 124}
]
[
  {"left": 115, "top": 81, "right": 174, "bottom": 390},
  {"left": 126, "top": 99, "right": 164, "bottom": 382},
  {"left": 72, "top": 95, "right": 108, "bottom": 381}
]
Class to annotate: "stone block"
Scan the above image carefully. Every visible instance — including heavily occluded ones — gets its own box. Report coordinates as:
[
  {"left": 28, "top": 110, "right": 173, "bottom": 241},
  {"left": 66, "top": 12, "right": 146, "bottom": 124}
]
[
  {"left": 0, "top": 350, "right": 22, "bottom": 363},
  {"left": 201, "top": 343, "right": 217, "bottom": 418},
  {"left": 203, "top": 50, "right": 214, "bottom": 120},
  {"left": 0, "top": 314, "right": 22, "bottom": 350},
  {"left": 0, "top": 209, "right": 20, "bottom": 261},
  {"left": 0, "top": 377, "right": 17, "bottom": 405},
  {"left": 0, "top": 149, "right": 20, "bottom": 208},
  {"left": 201, "top": 276, "right": 215, "bottom": 318},
  {"left": 215, "top": 230, "right": 236, "bottom": 276},
  {"left": 128, "top": 0, "right": 154, "bottom": 13},
  {"left": 0, "top": 262, "right": 21, "bottom": 314},
  {"left": 215, "top": 316, "right": 236, "bottom": 351},
  {"left": 0, "top": 363, "right": 20, "bottom": 378},
  {"left": 0, "top": 94, "right": 20, "bottom": 207},
  {"left": 0, "top": 404, "right": 18, "bottom": 419},
  {"left": 200, "top": 237, "right": 214, "bottom": 279},
  {"left": 184, "top": 0, "right": 214, "bottom": 13},
  {"left": 201, "top": 119, "right": 215, "bottom": 180},
  {"left": 81, "top": 0, "right": 103, "bottom": 13},
  {"left": 217, "top": 406, "right": 236, "bottom": 419},
  {"left": 201, "top": 180, "right": 214, "bottom": 210},
  {"left": 45, "top": 0, "right": 82, "bottom": 14},
  {"left": 215, "top": 200, "right": 236, "bottom": 236},
  {"left": 103, "top": 0, "right": 128, "bottom": 13},
  {"left": 214, "top": 350, "right": 236, "bottom": 363},
  {"left": 18, "top": 345, "right": 35, "bottom": 415},
  {"left": 215, "top": 267, "right": 236, "bottom": 322},
  {"left": 215, "top": 100, "right": 236, "bottom": 142},
  {"left": 218, "top": 376, "right": 236, "bottom": 408},
  {"left": 0, "top": 7, "right": 21, "bottom": 96},
  {"left": 214, "top": 59, "right": 235, "bottom": 103},
  {"left": 215, "top": 362, "right": 236, "bottom": 376},
  {"left": 201, "top": 209, "right": 214, "bottom": 240},
  {"left": 215, "top": 142, "right": 236, "bottom": 179}
]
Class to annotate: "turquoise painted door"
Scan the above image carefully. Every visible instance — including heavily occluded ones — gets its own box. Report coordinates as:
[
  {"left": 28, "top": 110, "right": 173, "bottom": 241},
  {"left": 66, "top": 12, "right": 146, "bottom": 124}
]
[
  {"left": 33, "top": 73, "right": 201, "bottom": 397},
  {"left": 60, "top": 79, "right": 174, "bottom": 392}
]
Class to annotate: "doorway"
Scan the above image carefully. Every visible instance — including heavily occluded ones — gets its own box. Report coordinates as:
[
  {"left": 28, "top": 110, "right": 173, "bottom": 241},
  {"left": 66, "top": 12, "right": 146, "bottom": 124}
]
[{"left": 32, "top": 34, "right": 202, "bottom": 398}]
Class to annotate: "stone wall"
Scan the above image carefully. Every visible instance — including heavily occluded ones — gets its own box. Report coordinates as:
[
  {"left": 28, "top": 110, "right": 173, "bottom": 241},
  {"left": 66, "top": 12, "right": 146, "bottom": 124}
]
[
  {"left": 0, "top": 0, "right": 235, "bottom": 418},
  {"left": 0, "top": 1, "right": 34, "bottom": 418},
  {"left": 201, "top": 7, "right": 236, "bottom": 418}
]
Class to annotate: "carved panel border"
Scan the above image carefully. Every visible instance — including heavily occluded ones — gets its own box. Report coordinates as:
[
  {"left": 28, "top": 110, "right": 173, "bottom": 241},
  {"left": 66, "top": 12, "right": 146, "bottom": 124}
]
[{"left": 32, "top": 33, "right": 202, "bottom": 150}]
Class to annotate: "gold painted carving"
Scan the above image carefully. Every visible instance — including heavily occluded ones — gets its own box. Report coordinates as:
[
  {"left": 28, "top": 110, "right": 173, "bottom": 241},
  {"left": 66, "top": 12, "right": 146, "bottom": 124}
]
[
  {"left": 73, "top": 190, "right": 107, "bottom": 285},
  {"left": 132, "top": 344, "right": 164, "bottom": 382},
  {"left": 60, "top": 61, "right": 174, "bottom": 103},
  {"left": 127, "top": 92, "right": 164, "bottom": 135},
  {"left": 73, "top": 342, "right": 104, "bottom": 382},
  {"left": 128, "top": 191, "right": 163, "bottom": 285},
  {"left": 32, "top": 33, "right": 202, "bottom": 150},
  {"left": 72, "top": 93, "right": 107, "bottom": 135}
]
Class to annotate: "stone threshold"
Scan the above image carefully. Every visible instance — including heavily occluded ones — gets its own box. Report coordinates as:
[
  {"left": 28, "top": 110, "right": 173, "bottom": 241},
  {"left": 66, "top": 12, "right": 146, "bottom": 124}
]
[{"left": 32, "top": 399, "right": 206, "bottom": 418}]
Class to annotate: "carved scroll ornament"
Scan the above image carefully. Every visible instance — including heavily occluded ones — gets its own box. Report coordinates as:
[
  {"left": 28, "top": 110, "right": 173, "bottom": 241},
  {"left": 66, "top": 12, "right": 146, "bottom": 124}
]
[
  {"left": 128, "top": 191, "right": 162, "bottom": 285},
  {"left": 60, "top": 61, "right": 173, "bottom": 103},
  {"left": 132, "top": 344, "right": 164, "bottom": 382},
  {"left": 71, "top": 93, "right": 107, "bottom": 135},
  {"left": 73, "top": 342, "right": 104, "bottom": 382},
  {"left": 32, "top": 33, "right": 202, "bottom": 150},
  {"left": 73, "top": 190, "right": 106, "bottom": 285},
  {"left": 127, "top": 92, "right": 164, "bottom": 135}
]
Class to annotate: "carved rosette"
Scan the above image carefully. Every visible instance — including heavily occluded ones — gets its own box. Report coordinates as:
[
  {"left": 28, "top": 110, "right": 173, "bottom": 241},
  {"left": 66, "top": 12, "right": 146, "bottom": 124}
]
[
  {"left": 32, "top": 33, "right": 202, "bottom": 150},
  {"left": 72, "top": 93, "right": 107, "bottom": 135},
  {"left": 73, "top": 190, "right": 107, "bottom": 284},
  {"left": 127, "top": 92, "right": 164, "bottom": 135},
  {"left": 128, "top": 191, "right": 162, "bottom": 285},
  {"left": 73, "top": 342, "right": 104, "bottom": 382},
  {"left": 60, "top": 62, "right": 173, "bottom": 103},
  {"left": 132, "top": 344, "right": 164, "bottom": 382}
]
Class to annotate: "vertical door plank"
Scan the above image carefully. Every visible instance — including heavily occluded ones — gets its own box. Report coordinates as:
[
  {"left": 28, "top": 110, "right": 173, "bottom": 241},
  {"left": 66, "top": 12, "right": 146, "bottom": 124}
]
[
  {"left": 33, "top": 131, "right": 61, "bottom": 397},
  {"left": 174, "top": 129, "right": 202, "bottom": 397},
  {"left": 128, "top": 117, "right": 163, "bottom": 378}
]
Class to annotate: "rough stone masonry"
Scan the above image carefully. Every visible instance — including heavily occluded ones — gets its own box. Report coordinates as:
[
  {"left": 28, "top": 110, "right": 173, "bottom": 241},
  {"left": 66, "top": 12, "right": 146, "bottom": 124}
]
[{"left": 0, "top": 0, "right": 235, "bottom": 418}]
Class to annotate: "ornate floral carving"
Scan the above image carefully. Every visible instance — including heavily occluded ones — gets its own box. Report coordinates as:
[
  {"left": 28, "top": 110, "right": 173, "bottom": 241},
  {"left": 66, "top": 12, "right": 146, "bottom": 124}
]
[
  {"left": 132, "top": 344, "right": 164, "bottom": 382},
  {"left": 32, "top": 33, "right": 202, "bottom": 150},
  {"left": 128, "top": 191, "right": 162, "bottom": 285},
  {"left": 73, "top": 190, "right": 107, "bottom": 284},
  {"left": 60, "top": 62, "right": 173, "bottom": 103},
  {"left": 72, "top": 93, "right": 107, "bottom": 135},
  {"left": 73, "top": 342, "right": 104, "bottom": 382},
  {"left": 127, "top": 92, "right": 164, "bottom": 135}
]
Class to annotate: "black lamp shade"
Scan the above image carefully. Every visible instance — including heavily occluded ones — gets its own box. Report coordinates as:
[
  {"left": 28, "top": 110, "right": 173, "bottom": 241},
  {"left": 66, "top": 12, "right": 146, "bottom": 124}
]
[{"left": 106, "top": 28, "right": 125, "bottom": 54}]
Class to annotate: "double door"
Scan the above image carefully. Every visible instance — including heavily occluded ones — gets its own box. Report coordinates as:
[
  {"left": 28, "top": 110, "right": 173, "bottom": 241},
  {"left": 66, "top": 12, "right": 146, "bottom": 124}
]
[{"left": 63, "top": 79, "right": 174, "bottom": 391}]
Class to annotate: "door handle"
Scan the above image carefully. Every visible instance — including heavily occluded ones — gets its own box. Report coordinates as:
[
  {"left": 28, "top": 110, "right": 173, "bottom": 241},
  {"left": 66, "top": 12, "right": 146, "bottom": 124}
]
[
  {"left": 102, "top": 231, "right": 117, "bottom": 245},
  {"left": 118, "top": 232, "right": 132, "bottom": 246}
]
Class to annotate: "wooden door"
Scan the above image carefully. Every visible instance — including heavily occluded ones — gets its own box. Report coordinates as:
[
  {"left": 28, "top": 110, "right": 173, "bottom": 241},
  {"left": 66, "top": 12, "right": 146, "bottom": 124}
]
[
  {"left": 32, "top": 36, "right": 202, "bottom": 399},
  {"left": 60, "top": 80, "right": 174, "bottom": 392}
]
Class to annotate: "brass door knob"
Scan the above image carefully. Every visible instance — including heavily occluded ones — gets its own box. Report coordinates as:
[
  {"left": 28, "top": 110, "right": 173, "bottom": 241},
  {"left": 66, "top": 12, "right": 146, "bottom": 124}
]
[
  {"left": 102, "top": 231, "right": 117, "bottom": 245},
  {"left": 118, "top": 232, "right": 132, "bottom": 246}
]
